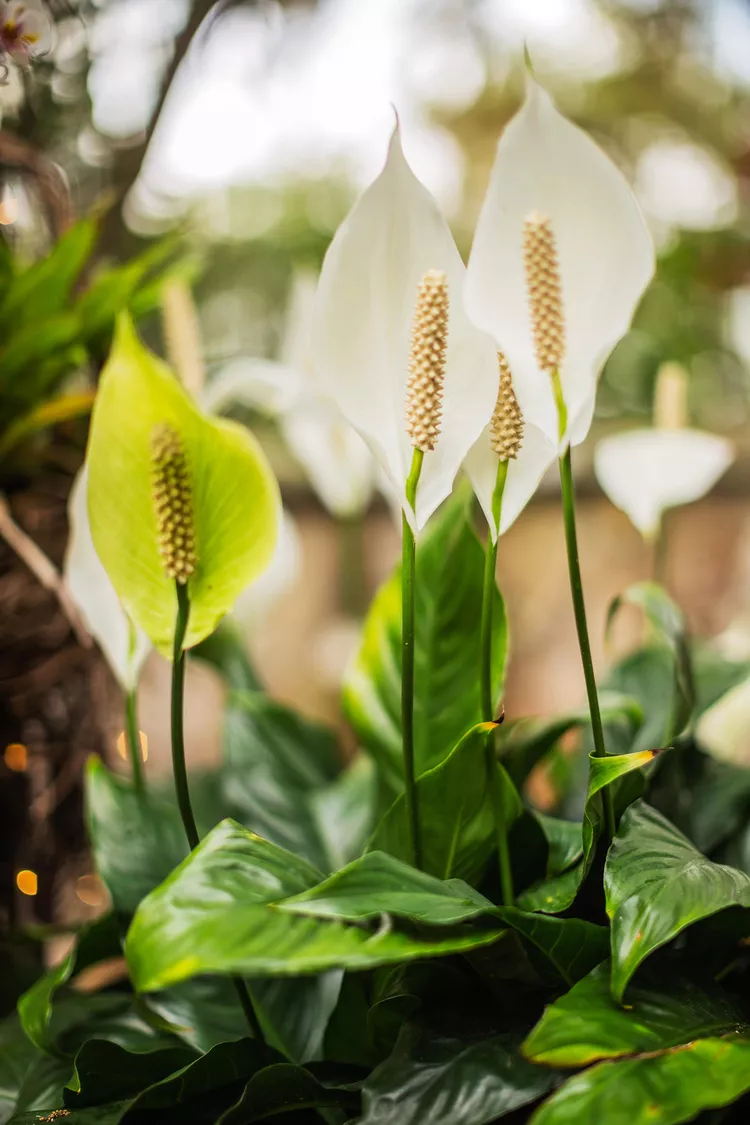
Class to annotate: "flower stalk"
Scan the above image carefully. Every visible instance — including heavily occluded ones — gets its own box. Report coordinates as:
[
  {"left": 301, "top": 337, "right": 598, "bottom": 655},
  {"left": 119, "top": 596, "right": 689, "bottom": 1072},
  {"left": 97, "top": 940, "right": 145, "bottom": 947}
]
[
  {"left": 479, "top": 352, "right": 524, "bottom": 905},
  {"left": 402, "top": 448, "right": 424, "bottom": 870},
  {"left": 524, "top": 214, "right": 615, "bottom": 841},
  {"left": 124, "top": 688, "right": 145, "bottom": 798},
  {"left": 401, "top": 268, "right": 449, "bottom": 870}
]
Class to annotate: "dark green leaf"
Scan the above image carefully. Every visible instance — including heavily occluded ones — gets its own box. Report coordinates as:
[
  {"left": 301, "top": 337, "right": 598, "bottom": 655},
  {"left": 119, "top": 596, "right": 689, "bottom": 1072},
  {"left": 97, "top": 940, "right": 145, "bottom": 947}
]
[
  {"left": 605, "top": 801, "right": 750, "bottom": 1001},
  {"left": 125, "top": 820, "right": 506, "bottom": 992},
  {"left": 523, "top": 962, "right": 747, "bottom": 1067},
  {"left": 607, "top": 582, "right": 694, "bottom": 741},
  {"left": 530, "top": 1036, "right": 750, "bottom": 1125},
  {"left": 85, "top": 756, "right": 188, "bottom": 915},
  {"left": 344, "top": 488, "right": 507, "bottom": 807},
  {"left": 518, "top": 750, "right": 661, "bottom": 914},
  {"left": 496, "top": 909, "right": 608, "bottom": 987},
  {"left": 66, "top": 1039, "right": 196, "bottom": 1107},
  {"left": 369, "top": 722, "right": 520, "bottom": 882},
  {"left": 217, "top": 1062, "right": 352, "bottom": 1124},
  {"left": 194, "top": 621, "right": 262, "bottom": 692},
  {"left": 359, "top": 1023, "right": 557, "bottom": 1125},
  {"left": 220, "top": 690, "right": 339, "bottom": 870},
  {"left": 18, "top": 914, "right": 121, "bottom": 1054}
]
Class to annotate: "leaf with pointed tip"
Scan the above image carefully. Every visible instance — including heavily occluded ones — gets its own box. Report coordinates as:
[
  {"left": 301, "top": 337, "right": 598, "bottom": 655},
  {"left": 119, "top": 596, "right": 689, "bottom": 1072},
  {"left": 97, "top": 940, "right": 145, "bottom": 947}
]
[
  {"left": 605, "top": 801, "right": 750, "bottom": 1002},
  {"left": 523, "top": 962, "right": 746, "bottom": 1067},
  {"left": 343, "top": 489, "right": 507, "bottom": 809},
  {"left": 518, "top": 750, "right": 661, "bottom": 914},
  {"left": 359, "top": 1023, "right": 558, "bottom": 1125},
  {"left": 125, "top": 821, "right": 507, "bottom": 992},
  {"left": 277, "top": 851, "right": 496, "bottom": 926},
  {"left": 530, "top": 1036, "right": 750, "bottom": 1125},
  {"left": 369, "top": 722, "right": 521, "bottom": 882}
]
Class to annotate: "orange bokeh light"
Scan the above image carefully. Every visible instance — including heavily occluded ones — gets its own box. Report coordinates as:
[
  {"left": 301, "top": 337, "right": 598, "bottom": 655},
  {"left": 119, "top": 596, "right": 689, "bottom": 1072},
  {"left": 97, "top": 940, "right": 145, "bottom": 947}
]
[{"left": 16, "top": 870, "right": 38, "bottom": 896}]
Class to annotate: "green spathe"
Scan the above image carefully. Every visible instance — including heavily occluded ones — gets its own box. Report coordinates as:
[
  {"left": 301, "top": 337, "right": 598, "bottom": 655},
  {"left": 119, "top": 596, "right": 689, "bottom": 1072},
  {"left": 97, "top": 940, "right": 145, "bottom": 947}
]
[{"left": 87, "top": 316, "right": 279, "bottom": 651}]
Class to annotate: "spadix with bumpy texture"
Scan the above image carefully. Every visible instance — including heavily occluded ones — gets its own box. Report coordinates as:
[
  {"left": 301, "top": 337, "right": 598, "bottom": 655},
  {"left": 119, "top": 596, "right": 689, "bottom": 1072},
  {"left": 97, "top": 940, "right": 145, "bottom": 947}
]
[
  {"left": 150, "top": 424, "right": 198, "bottom": 584},
  {"left": 489, "top": 353, "right": 524, "bottom": 461},
  {"left": 405, "top": 269, "right": 448, "bottom": 452},
  {"left": 523, "top": 212, "right": 565, "bottom": 375},
  {"left": 87, "top": 316, "right": 280, "bottom": 652}
]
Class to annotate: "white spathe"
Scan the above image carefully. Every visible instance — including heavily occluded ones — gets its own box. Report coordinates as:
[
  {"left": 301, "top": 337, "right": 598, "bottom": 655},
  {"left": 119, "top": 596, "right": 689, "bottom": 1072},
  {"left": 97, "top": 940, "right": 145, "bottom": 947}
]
[
  {"left": 314, "top": 126, "right": 499, "bottom": 531},
  {"left": 594, "top": 428, "right": 735, "bottom": 538},
  {"left": 465, "top": 77, "right": 655, "bottom": 449},
  {"left": 463, "top": 421, "right": 556, "bottom": 541},
  {"left": 696, "top": 676, "right": 750, "bottom": 767},
  {"left": 65, "top": 465, "right": 151, "bottom": 692},
  {"left": 203, "top": 271, "right": 377, "bottom": 520}
]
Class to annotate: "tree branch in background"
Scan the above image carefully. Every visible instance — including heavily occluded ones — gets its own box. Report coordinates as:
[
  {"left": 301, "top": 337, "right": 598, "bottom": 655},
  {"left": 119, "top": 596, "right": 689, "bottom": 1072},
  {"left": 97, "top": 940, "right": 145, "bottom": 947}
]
[{"left": 0, "top": 493, "right": 91, "bottom": 648}]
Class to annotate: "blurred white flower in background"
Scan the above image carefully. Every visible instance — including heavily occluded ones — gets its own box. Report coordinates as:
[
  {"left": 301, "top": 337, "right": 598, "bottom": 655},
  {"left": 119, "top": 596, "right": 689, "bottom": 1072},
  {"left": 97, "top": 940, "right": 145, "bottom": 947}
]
[
  {"left": 465, "top": 76, "right": 654, "bottom": 450},
  {"left": 594, "top": 362, "right": 735, "bottom": 539},
  {"left": 697, "top": 676, "right": 750, "bottom": 766},
  {"left": 232, "top": 510, "right": 301, "bottom": 631},
  {"left": 64, "top": 465, "right": 151, "bottom": 693},
  {"left": 205, "top": 268, "right": 377, "bottom": 520},
  {"left": 595, "top": 428, "right": 734, "bottom": 539}
]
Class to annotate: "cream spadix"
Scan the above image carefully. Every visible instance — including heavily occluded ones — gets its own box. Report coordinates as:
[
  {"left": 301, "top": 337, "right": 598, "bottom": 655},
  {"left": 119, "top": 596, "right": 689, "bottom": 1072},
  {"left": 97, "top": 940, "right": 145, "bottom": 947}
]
[
  {"left": 314, "top": 126, "right": 498, "bottom": 530},
  {"left": 465, "top": 77, "right": 654, "bottom": 449},
  {"left": 464, "top": 353, "right": 556, "bottom": 541}
]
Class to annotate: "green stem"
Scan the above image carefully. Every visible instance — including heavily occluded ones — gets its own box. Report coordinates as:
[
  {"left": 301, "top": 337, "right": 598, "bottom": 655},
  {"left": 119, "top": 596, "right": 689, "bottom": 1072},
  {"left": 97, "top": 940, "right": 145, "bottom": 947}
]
[
  {"left": 480, "top": 460, "right": 508, "bottom": 721},
  {"left": 124, "top": 689, "right": 145, "bottom": 797},
  {"left": 553, "top": 375, "right": 615, "bottom": 842},
  {"left": 479, "top": 460, "right": 514, "bottom": 905},
  {"left": 402, "top": 448, "right": 424, "bottom": 869},
  {"left": 171, "top": 581, "right": 264, "bottom": 1042},
  {"left": 171, "top": 582, "right": 199, "bottom": 850}
]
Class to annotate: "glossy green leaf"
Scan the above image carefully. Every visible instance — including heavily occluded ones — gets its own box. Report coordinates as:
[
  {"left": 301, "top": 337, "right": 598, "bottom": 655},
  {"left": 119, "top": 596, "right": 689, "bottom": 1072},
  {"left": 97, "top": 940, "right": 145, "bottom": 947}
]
[
  {"left": 607, "top": 582, "right": 694, "bottom": 741},
  {"left": 343, "top": 488, "right": 507, "bottom": 806},
  {"left": 496, "top": 909, "right": 608, "bottom": 987},
  {"left": 87, "top": 315, "right": 280, "bottom": 651},
  {"left": 369, "top": 722, "right": 521, "bottom": 882},
  {"left": 125, "top": 820, "right": 507, "bottom": 992},
  {"left": 530, "top": 1036, "right": 750, "bottom": 1125},
  {"left": 359, "top": 1023, "right": 558, "bottom": 1125},
  {"left": 17, "top": 913, "right": 121, "bottom": 1054},
  {"left": 86, "top": 755, "right": 340, "bottom": 1064},
  {"left": 518, "top": 750, "right": 660, "bottom": 914},
  {"left": 278, "top": 851, "right": 496, "bottom": 925},
  {"left": 523, "top": 962, "right": 746, "bottom": 1067},
  {"left": 605, "top": 800, "right": 750, "bottom": 1002}
]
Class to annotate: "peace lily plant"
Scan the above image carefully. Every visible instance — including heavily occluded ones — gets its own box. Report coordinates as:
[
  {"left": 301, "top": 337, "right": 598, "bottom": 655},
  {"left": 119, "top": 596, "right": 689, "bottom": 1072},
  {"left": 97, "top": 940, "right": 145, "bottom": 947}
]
[{"left": 13, "top": 71, "right": 750, "bottom": 1125}]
